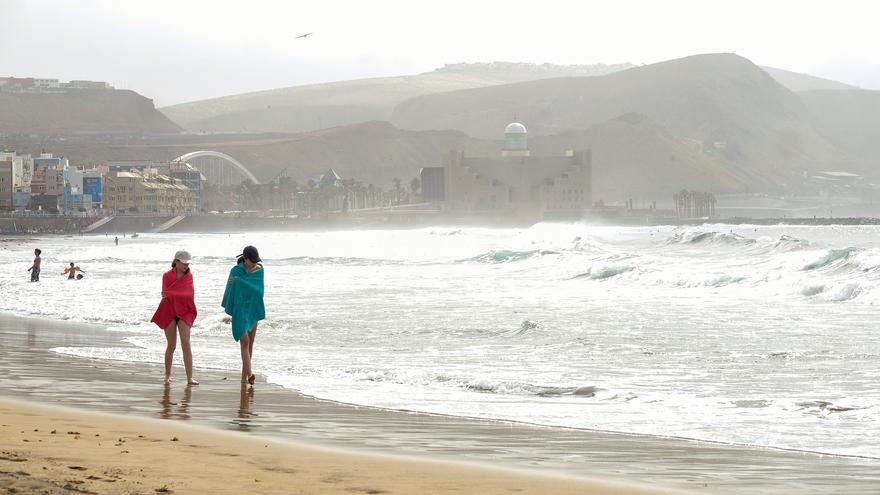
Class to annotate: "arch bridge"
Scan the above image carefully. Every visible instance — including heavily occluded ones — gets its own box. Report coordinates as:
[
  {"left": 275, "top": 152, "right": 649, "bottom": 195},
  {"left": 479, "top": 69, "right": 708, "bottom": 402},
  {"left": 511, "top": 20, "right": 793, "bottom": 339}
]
[{"left": 171, "top": 151, "right": 260, "bottom": 185}]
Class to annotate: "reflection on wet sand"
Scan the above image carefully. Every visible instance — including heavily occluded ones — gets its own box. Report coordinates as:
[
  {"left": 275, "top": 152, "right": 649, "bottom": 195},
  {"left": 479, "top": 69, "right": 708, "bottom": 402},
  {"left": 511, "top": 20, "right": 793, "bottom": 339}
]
[
  {"left": 26, "top": 321, "right": 36, "bottom": 348},
  {"left": 159, "top": 385, "right": 193, "bottom": 420},
  {"left": 232, "top": 385, "right": 255, "bottom": 430}
]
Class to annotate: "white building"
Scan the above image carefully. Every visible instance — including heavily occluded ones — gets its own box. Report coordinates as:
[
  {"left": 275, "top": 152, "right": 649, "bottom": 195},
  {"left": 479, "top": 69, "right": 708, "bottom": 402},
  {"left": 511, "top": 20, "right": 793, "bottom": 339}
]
[
  {"left": 33, "top": 78, "right": 60, "bottom": 89},
  {"left": 0, "top": 150, "right": 33, "bottom": 190}
]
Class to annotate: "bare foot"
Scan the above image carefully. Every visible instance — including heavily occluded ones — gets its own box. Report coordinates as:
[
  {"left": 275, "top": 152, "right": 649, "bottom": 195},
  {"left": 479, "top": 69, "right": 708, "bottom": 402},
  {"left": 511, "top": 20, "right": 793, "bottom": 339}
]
[
  {"left": 248, "top": 374, "right": 256, "bottom": 385},
  {"left": 164, "top": 376, "right": 172, "bottom": 385},
  {"left": 187, "top": 378, "right": 200, "bottom": 385}
]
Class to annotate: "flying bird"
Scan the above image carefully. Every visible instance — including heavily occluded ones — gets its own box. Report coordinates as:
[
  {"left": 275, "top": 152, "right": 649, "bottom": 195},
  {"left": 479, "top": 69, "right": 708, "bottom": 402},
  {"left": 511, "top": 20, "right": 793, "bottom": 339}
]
[{"left": 296, "top": 33, "right": 312, "bottom": 39}]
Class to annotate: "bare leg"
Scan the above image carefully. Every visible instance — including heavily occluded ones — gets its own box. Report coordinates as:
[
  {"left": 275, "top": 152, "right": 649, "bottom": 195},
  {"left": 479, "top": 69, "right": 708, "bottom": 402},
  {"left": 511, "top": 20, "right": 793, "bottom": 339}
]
[
  {"left": 163, "top": 322, "right": 178, "bottom": 384},
  {"left": 247, "top": 325, "right": 257, "bottom": 384},
  {"left": 239, "top": 332, "right": 252, "bottom": 383},
  {"left": 177, "top": 321, "right": 199, "bottom": 385}
]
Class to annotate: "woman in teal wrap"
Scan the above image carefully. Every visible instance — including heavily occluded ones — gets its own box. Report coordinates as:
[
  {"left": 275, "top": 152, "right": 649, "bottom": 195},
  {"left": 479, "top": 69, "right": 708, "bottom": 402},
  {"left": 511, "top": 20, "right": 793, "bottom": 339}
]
[{"left": 222, "top": 245, "right": 265, "bottom": 385}]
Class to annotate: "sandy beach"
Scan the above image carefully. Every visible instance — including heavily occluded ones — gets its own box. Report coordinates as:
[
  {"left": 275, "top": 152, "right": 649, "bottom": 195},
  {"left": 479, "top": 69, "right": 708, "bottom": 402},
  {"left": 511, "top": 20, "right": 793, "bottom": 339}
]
[
  {"left": 2, "top": 312, "right": 879, "bottom": 494},
  {"left": 1, "top": 397, "right": 681, "bottom": 495}
]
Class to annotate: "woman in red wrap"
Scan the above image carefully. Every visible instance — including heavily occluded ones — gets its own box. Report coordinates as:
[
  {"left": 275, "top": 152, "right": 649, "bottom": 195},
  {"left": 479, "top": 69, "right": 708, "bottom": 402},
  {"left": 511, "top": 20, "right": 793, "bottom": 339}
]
[{"left": 151, "top": 250, "right": 199, "bottom": 385}]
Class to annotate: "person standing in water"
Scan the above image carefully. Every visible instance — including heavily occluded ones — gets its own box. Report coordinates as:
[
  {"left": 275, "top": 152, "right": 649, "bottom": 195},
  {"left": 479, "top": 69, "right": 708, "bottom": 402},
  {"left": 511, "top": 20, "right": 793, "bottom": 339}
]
[
  {"left": 222, "top": 245, "right": 265, "bottom": 385},
  {"left": 28, "top": 249, "right": 41, "bottom": 282},
  {"left": 151, "top": 250, "right": 199, "bottom": 385},
  {"left": 63, "top": 262, "right": 85, "bottom": 279}
]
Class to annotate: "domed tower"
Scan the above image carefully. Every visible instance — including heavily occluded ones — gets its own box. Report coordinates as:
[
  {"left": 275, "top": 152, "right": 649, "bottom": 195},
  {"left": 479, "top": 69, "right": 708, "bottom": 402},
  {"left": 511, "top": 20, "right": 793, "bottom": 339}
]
[{"left": 502, "top": 122, "right": 530, "bottom": 157}]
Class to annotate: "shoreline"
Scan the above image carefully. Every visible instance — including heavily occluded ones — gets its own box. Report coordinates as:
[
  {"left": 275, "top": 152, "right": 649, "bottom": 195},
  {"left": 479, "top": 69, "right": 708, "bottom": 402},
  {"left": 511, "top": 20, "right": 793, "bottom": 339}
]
[
  {"left": 6, "top": 213, "right": 880, "bottom": 236},
  {"left": 3, "top": 312, "right": 880, "bottom": 493},
  {"left": 2, "top": 397, "right": 673, "bottom": 495}
]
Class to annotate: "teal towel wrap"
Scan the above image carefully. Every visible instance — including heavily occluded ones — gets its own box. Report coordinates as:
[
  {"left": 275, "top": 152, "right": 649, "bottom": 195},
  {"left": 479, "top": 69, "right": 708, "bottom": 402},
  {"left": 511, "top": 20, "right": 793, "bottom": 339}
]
[{"left": 221, "top": 264, "right": 266, "bottom": 341}]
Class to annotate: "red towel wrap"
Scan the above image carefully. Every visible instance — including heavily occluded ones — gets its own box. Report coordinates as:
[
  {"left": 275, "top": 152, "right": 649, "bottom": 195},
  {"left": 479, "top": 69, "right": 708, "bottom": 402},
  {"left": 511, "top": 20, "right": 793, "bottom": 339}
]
[{"left": 151, "top": 268, "right": 197, "bottom": 328}]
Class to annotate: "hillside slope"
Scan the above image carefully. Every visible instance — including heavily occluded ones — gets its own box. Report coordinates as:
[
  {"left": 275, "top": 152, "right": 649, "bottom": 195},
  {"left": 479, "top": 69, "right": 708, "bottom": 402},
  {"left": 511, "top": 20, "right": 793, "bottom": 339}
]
[
  {"left": 0, "top": 90, "right": 181, "bottom": 135},
  {"left": 391, "top": 54, "right": 849, "bottom": 186},
  {"left": 530, "top": 113, "right": 747, "bottom": 201},
  {"left": 800, "top": 89, "right": 880, "bottom": 170},
  {"left": 159, "top": 62, "right": 633, "bottom": 133},
  {"left": 760, "top": 66, "right": 858, "bottom": 92}
]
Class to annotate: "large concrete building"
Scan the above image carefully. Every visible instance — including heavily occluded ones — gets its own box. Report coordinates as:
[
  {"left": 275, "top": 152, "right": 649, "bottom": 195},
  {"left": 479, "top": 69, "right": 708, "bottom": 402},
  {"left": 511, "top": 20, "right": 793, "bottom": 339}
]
[
  {"left": 1, "top": 151, "right": 35, "bottom": 210},
  {"left": 170, "top": 162, "right": 206, "bottom": 212},
  {"left": 0, "top": 160, "right": 12, "bottom": 210},
  {"left": 423, "top": 122, "right": 592, "bottom": 215},
  {"left": 105, "top": 170, "right": 197, "bottom": 215}
]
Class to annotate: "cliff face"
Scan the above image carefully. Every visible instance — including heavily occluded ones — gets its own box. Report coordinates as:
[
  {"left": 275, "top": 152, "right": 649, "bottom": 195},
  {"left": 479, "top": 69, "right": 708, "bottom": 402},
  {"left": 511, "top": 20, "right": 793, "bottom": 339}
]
[{"left": 0, "top": 89, "right": 182, "bottom": 135}]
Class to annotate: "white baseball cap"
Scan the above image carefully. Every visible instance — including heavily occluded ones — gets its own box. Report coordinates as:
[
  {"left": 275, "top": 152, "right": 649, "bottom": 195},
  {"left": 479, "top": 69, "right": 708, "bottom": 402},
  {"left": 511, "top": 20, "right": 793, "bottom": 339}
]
[{"left": 174, "top": 250, "right": 192, "bottom": 264}]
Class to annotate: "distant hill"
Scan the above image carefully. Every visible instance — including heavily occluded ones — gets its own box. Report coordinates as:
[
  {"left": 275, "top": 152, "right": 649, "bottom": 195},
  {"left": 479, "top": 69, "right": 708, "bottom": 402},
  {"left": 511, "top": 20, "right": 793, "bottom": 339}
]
[
  {"left": 391, "top": 53, "right": 851, "bottom": 186},
  {"left": 530, "top": 113, "right": 747, "bottom": 201},
  {"left": 801, "top": 89, "right": 880, "bottom": 170},
  {"left": 159, "top": 62, "right": 633, "bottom": 133},
  {"left": 0, "top": 89, "right": 181, "bottom": 135},
  {"left": 760, "top": 66, "right": 858, "bottom": 92}
]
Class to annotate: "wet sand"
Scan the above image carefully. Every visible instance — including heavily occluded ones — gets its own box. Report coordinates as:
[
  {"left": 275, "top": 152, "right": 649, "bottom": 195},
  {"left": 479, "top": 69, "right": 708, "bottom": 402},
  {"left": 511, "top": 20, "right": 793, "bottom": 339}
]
[
  {"left": 1, "top": 312, "right": 879, "bottom": 493},
  {"left": 1, "top": 398, "right": 678, "bottom": 495}
]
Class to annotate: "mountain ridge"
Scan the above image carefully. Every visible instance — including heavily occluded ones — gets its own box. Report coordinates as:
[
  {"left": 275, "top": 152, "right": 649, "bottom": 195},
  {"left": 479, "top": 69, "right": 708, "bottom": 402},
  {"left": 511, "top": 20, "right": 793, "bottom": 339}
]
[{"left": 158, "top": 62, "right": 634, "bottom": 133}]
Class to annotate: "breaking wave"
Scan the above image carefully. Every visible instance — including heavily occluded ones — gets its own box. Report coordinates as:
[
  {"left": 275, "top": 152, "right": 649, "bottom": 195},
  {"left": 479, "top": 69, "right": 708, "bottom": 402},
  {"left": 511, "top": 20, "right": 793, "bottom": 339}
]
[
  {"left": 771, "top": 234, "right": 810, "bottom": 252},
  {"left": 802, "top": 248, "right": 860, "bottom": 271},
  {"left": 571, "top": 265, "right": 634, "bottom": 280},
  {"left": 465, "top": 379, "right": 606, "bottom": 398},
  {"left": 464, "top": 249, "right": 558, "bottom": 264},
  {"left": 666, "top": 231, "right": 756, "bottom": 246}
]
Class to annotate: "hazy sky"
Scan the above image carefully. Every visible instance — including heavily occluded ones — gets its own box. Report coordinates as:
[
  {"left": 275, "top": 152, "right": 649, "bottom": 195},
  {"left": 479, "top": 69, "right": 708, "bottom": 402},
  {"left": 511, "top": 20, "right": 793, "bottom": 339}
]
[{"left": 1, "top": 0, "right": 877, "bottom": 106}]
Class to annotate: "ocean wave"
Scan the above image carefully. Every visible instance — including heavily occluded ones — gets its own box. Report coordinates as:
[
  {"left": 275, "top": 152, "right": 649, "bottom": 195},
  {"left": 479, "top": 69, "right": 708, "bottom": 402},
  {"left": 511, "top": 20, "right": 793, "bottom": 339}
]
[
  {"left": 824, "top": 283, "right": 862, "bottom": 302},
  {"left": 766, "top": 352, "right": 795, "bottom": 359},
  {"left": 670, "top": 274, "right": 746, "bottom": 288},
  {"left": 499, "top": 320, "right": 540, "bottom": 337},
  {"left": 463, "top": 249, "right": 557, "bottom": 264},
  {"left": 796, "top": 400, "right": 862, "bottom": 414},
  {"left": 797, "top": 248, "right": 880, "bottom": 283},
  {"left": 569, "top": 235, "right": 615, "bottom": 254},
  {"left": 802, "top": 247, "right": 859, "bottom": 271},
  {"left": 666, "top": 231, "right": 756, "bottom": 247},
  {"left": 429, "top": 229, "right": 462, "bottom": 236},
  {"left": 772, "top": 235, "right": 810, "bottom": 252},
  {"left": 571, "top": 265, "right": 634, "bottom": 280},
  {"left": 703, "top": 275, "right": 746, "bottom": 287},
  {"left": 800, "top": 284, "right": 826, "bottom": 296},
  {"left": 465, "top": 379, "right": 606, "bottom": 398}
]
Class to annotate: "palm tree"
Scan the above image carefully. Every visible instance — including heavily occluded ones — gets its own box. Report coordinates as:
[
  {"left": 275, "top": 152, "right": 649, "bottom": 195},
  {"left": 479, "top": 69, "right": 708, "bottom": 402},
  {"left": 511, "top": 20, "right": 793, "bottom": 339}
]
[
  {"left": 410, "top": 177, "right": 421, "bottom": 201},
  {"left": 367, "top": 184, "right": 377, "bottom": 208},
  {"left": 392, "top": 178, "right": 402, "bottom": 206},
  {"left": 277, "top": 176, "right": 298, "bottom": 214}
]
